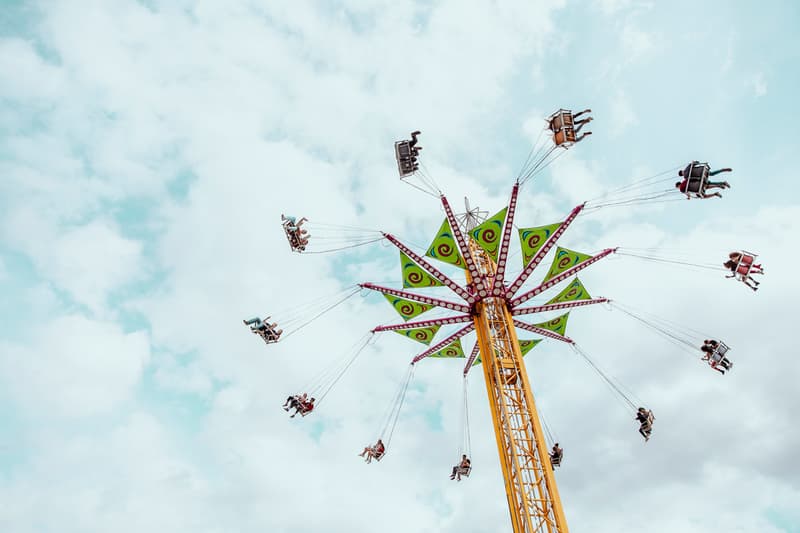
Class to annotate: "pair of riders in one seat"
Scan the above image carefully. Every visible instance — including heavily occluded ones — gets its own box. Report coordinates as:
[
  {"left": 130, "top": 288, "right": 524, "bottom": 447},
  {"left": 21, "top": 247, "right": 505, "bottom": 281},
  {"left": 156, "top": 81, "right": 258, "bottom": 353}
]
[{"left": 282, "top": 393, "right": 315, "bottom": 417}]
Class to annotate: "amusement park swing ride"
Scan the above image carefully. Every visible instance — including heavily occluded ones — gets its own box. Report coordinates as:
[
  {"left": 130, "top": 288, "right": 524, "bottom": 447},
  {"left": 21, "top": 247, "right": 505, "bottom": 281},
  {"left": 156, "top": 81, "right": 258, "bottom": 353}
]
[{"left": 244, "top": 109, "right": 763, "bottom": 532}]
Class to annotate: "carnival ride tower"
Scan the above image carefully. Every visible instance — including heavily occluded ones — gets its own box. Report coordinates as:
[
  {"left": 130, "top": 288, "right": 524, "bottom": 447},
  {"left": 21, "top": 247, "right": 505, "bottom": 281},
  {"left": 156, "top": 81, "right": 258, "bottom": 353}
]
[
  {"left": 270, "top": 114, "right": 747, "bottom": 533},
  {"left": 470, "top": 237, "right": 568, "bottom": 532}
]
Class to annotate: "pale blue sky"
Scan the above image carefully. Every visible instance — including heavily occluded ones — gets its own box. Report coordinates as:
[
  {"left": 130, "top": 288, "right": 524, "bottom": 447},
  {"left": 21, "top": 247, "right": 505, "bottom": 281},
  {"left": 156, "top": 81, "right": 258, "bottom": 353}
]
[{"left": 1, "top": 2, "right": 799, "bottom": 532}]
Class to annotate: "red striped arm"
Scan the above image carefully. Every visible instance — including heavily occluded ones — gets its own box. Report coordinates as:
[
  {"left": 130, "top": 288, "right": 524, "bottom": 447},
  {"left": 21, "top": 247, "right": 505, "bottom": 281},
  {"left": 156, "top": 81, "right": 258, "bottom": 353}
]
[
  {"left": 384, "top": 233, "right": 474, "bottom": 303},
  {"left": 440, "top": 195, "right": 488, "bottom": 298},
  {"left": 505, "top": 203, "right": 585, "bottom": 299},
  {"left": 372, "top": 314, "right": 472, "bottom": 333},
  {"left": 513, "top": 319, "right": 575, "bottom": 345},
  {"left": 490, "top": 183, "right": 520, "bottom": 296},
  {"left": 412, "top": 323, "right": 476, "bottom": 364},
  {"left": 510, "top": 248, "right": 616, "bottom": 308},
  {"left": 360, "top": 282, "right": 471, "bottom": 314},
  {"left": 510, "top": 298, "right": 610, "bottom": 317},
  {"left": 463, "top": 341, "right": 481, "bottom": 376}
]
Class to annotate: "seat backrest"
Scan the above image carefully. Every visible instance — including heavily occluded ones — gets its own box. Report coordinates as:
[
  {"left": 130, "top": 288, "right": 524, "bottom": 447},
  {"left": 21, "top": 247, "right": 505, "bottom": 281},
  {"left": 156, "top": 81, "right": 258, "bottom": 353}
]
[
  {"left": 395, "top": 141, "right": 412, "bottom": 158},
  {"left": 689, "top": 162, "right": 709, "bottom": 178},
  {"left": 686, "top": 177, "right": 705, "bottom": 193}
]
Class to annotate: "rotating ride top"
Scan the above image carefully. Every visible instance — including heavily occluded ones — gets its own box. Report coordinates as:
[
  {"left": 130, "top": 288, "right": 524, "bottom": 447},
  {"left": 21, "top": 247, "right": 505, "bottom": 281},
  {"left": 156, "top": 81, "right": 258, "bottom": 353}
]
[{"left": 243, "top": 108, "right": 763, "bottom": 533}]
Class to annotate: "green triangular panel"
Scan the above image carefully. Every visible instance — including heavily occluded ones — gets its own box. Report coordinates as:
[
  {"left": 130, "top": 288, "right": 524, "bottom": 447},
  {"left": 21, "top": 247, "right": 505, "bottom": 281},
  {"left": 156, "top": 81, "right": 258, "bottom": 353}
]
[
  {"left": 519, "top": 223, "right": 562, "bottom": 267},
  {"left": 471, "top": 207, "right": 508, "bottom": 262},
  {"left": 383, "top": 294, "right": 434, "bottom": 321},
  {"left": 430, "top": 338, "right": 465, "bottom": 358},
  {"left": 426, "top": 219, "right": 466, "bottom": 269},
  {"left": 401, "top": 252, "right": 443, "bottom": 288},
  {"left": 532, "top": 313, "right": 570, "bottom": 336},
  {"left": 393, "top": 325, "right": 441, "bottom": 345},
  {"left": 546, "top": 277, "right": 592, "bottom": 304},
  {"left": 542, "top": 247, "right": 592, "bottom": 283},
  {"left": 519, "top": 339, "right": 543, "bottom": 356}
]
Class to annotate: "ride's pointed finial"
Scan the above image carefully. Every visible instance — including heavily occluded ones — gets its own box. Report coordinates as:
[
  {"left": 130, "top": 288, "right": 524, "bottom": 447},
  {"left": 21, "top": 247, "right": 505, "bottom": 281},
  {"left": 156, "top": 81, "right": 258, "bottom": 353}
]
[{"left": 458, "top": 196, "right": 488, "bottom": 232}]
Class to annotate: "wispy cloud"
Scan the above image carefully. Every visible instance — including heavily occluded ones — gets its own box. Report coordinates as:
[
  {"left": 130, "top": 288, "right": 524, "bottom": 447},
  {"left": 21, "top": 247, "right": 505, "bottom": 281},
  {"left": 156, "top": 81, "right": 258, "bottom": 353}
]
[
  {"left": 609, "top": 90, "right": 638, "bottom": 137},
  {"left": 752, "top": 71, "right": 768, "bottom": 96},
  {"left": 0, "top": 2, "right": 797, "bottom": 532}
]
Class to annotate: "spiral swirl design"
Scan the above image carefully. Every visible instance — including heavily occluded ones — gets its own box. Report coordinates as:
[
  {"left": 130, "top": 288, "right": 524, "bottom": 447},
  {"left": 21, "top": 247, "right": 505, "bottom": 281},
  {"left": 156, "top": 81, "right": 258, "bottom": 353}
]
[
  {"left": 407, "top": 271, "right": 423, "bottom": 284},
  {"left": 399, "top": 303, "right": 415, "bottom": 316},
  {"left": 481, "top": 228, "right": 497, "bottom": 242},
  {"left": 437, "top": 243, "right": 454, "bottom": 258}
]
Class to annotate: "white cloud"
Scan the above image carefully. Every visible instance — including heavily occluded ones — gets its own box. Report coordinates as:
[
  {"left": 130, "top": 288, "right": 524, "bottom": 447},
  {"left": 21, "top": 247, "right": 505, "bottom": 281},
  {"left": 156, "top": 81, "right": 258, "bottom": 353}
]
[
  {"left": 2, "top": 217, "right": 146, "bottom": 315},
  {"left": 721, "top": 31, "right": 736, "bottom": 73},
  {"left": 0, "top": 1, "right": 798, "bottom": 532},
  {"left": 752, "top": 72, "right": 768, "bottom": 96},
  {"left": 620, "top": 23, "right": 654, "bottom": 63},
  {"left": 596, "top": 0, "right": 633, "bottom": 14},
  {"left": 609, "top": 90, "right": 638, "bottom": 137},
  {"left": 0, "top": 315, "right": 150, "bottom": 417}
]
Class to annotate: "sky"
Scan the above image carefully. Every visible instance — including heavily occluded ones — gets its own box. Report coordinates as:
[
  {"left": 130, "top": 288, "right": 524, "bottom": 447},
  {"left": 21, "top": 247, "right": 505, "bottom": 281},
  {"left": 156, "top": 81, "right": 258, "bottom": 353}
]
[{"left": 1, "top": 1, "right": 800, "bottom": 532}]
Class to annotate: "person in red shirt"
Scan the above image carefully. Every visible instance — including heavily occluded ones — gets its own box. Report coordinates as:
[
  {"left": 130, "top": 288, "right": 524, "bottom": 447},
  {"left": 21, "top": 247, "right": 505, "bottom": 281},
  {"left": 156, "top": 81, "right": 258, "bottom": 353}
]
[
  {"left": 358, "top": 439, "right": 385, "bottom": 463},
  {"left": 290, "top": 397, "right": 315, "bottom": 418},
  {"left": 675, "top": 162, "right": 732, "bottom": 199}
]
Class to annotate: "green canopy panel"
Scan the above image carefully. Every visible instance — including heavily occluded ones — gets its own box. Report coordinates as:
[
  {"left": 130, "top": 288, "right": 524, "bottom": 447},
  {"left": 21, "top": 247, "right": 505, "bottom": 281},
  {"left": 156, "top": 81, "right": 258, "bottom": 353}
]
[
  {"left": 393, "top": 325, "right": 442, "bottom": 345},
  {"left": 546, "top": 277, "right": 592, "bottom": 304},
  {"left": 519, "top": 223, "right": 562, "bottom": 267},
  {"left": 531, "top": 313, "right": 570, "bottom": 336},
  {"left": 426, "top": 219, "right": 466, "bottom": 269},
  {"left": 383, "top": 294, "right": 434, "bottom": 321},
  {"left": 519, "top": 338, "right": 543, "bottom": 356},
  {"left": 471, "top": 207, "right": 508, "bottom": 262},
  {"left": 430, "top": 338, "right": 466, "bottom": 358},
  {"left": 401, "top": 251, "right": 443, "bottom": 288},
  {"left": 542, "top": 247, "right": 592, "bottom": 283}
]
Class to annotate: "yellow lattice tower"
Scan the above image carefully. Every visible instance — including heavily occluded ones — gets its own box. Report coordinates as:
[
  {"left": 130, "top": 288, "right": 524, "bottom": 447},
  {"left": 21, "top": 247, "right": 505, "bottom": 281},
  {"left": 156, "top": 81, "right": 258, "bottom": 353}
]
[{"left": 470, "top": 238, "right": 568, "bottom": 532}]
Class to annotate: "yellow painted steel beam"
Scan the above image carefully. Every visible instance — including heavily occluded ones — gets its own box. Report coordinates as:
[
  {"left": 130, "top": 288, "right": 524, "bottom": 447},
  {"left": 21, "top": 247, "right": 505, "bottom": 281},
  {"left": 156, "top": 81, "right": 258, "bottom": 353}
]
[{"left": 469, "top": 240, "right": 569, "bottom": 533}]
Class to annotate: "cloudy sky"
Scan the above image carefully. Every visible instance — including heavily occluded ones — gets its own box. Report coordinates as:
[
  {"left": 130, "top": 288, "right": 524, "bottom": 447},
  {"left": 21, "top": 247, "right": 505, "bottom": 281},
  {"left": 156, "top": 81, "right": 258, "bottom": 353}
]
[{"left": 2, "top": 1, "right": 799, "bottom": 531}]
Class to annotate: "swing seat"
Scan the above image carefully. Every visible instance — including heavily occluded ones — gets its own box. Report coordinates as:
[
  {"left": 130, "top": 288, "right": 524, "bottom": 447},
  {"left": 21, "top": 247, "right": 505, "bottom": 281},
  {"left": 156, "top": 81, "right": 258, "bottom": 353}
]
[
  {"left": 457, "top": 466, "right": 471, "bottom": 477},
  {"left": 550, "top": 456, "right": 562, "bottom": 467},
  {"left": 684, "top": 162, "right": 710, "bottom": 196},
  {"left": 373, "top": 451, "right": 385, "bottom": 462},
  {"left": 712, "top": 342, "right": 730, "bottom": 359},
  {"left": 283, "top": 225, "right": 306, "bottom": 252},
  {"left": 547, "top": 109, "right": 577, "bottom": 147},
  {"left": 733, "top": 252, "right": 757, "bottom": 277},
  {"left": 395, "top": 140, "right": 416, "bottom": 177},
  {"left": 256, "top": 328, "right": 280, "bottom": 344}
]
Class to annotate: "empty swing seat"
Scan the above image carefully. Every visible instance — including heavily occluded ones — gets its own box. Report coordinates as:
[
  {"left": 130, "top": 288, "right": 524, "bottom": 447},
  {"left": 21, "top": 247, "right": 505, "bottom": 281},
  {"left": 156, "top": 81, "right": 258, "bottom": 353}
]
[{"left": 395, "top": 140, "right": 416, "bottom": 178}]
